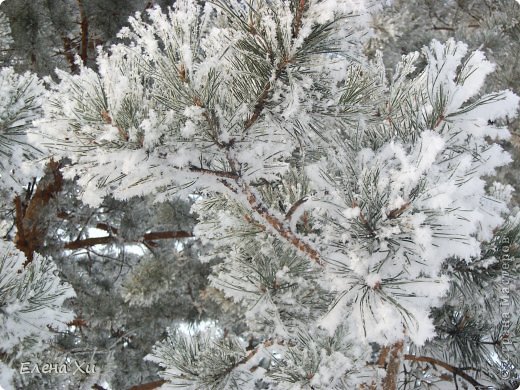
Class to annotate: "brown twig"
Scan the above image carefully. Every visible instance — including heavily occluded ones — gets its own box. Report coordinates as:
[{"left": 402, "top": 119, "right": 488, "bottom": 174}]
[
  {"left": 64, "top": 230, "right": 193, "bottom": 250},
  {"left": 403, "top": 354, "right": 484, "bottom": 388},
  {"left": 386, "top": 201, "right": 411, "bottom": 219},
  {"left": 61, "top": 36, "right": 79, "bottom": 73},
  {"left": 382, "top": 341, "right": 404, "bottom": 390},
  {"left": 244, "top": 63, "right": 288, "bottom": 130},
  {"left": 77, "top": 0, "right": 89, "bottom": 65},
  {"left": 188, "top": 165, "right": 239, "bottom": 180},
  {"left": 244, "top": 185, "right": 322, "bottom": 265},
  {"left": 285, "top": 197, "right": 308, "bottom": 221},
  {"left": 292, "top": 0, "right": 306, "bottom": 39},
  {"left": 434, "top": 114, "right": 445, "bottom": 129},
  {"left": 126, "top": 380, "right": 167, "bottom": 390}
]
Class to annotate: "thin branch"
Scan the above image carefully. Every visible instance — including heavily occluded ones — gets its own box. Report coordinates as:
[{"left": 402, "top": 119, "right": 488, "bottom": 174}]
[
  {"left": 64, "top": 230, "right": 193, "bottom": 250},
  {"left": 188, "top": 165, "right": 239, "bottom": 180},
  {"left": 244, "top": 63, "right": 287, "bottom": 130},
  {"left": 352, "top": 201, "right": 376, "bottom": 237},
  {"left": 382, "top": 341, "right": 403, "bottom": 390},
  {"left": 292, "top": 0, "right": 306, "bottom": 39},
  {"left": 65, "top": 236, "right": 115, "bottom": 249},
  {"left": 143, "top": 231, "right": 193, "bottom": 240},
  {"left": 61, "top": 36, "right": 78, "bottom": 73},
  {"left": 285, "top": 197, "right": 308, "bottom": 221},
  {"left": 434, "top": 114, "right": 445, "bottom": 128},
  {"left": 403, "top": 354, "right": 484, "bottom": 388},
  {"left": 126, "top": 380, "right": 167, "bottom": 390},
  {"left": 386, "top": 201, "right": 411, "bottom": 219},
  {"left": 77, "top": 0, "right": 89, "bottom": 65},
  {"left": 432, "top": 24, "right": 455, "bottom": 31},
  {"left": 243, "top": 185, "right": 322, "bottom": 265},
  {"left": 95, "top": 222, "right": 118, "bottom": 235},
  {"left": 243, "top": 11, "right": 302, "bottom": 131}
]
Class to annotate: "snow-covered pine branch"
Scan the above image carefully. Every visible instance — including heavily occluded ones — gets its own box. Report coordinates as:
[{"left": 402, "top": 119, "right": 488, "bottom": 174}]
[
  {"left": 30, "top": 0, "right": 519, "bottom": 388},
  {"left": 0, "top": 241, "right": 75, "bottom": 388},
  {"left": 0, "top": 13, "right": 76, "bottom": 388}
]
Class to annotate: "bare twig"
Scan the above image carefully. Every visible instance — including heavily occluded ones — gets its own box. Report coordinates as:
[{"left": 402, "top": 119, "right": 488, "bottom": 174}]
[
  {"left": 64, "top": 230, "right": 193, "bottom": 250},
  {"left": 77, "top": 0, "right": 89, "bottom": 65},
  {"left": 404, "top": 354, "right": 484, "bottom": 388}
]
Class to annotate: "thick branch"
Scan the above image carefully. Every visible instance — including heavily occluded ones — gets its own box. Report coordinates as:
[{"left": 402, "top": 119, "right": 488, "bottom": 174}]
[
  {"left": 404, "top": 354, "right": 484, "bottom": 388},
  {"left": 64, "top": 230, "right": 193, "bottom": 250}
]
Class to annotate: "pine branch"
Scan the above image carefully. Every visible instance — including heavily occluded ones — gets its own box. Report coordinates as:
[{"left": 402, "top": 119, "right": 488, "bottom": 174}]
[
  {"left": 214, "top": 170, "right": 322, "bottom": 265},
  {"left": 188, "top": 165, "right": 239, "bottom": 179},
  {"left": 361, "top": 341, "right": 404, "bottom": 390},
  {"left": 242, "top": 1, "right": 310, "bottom": 131},
  {"left": 292, "top": 0, "right": 306, "bottom": 39},
  {"left": 403, "top": 354, "right": 484, "bottom": 388},
  {"left": 244, "top": 60, "right": 289, "bottom": 130}
]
